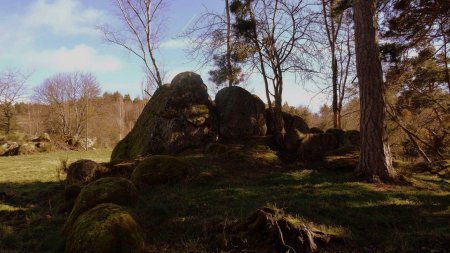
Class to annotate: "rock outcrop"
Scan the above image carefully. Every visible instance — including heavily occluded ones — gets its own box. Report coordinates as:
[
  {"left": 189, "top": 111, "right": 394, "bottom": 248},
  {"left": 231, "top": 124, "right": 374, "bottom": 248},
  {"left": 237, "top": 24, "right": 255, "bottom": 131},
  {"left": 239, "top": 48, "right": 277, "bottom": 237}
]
[
  {"left": 111, "top": 72, "right": 217, "bottom": 161},
  {"left": 215, "top": 86, "right": 267, "bottom": 139}
]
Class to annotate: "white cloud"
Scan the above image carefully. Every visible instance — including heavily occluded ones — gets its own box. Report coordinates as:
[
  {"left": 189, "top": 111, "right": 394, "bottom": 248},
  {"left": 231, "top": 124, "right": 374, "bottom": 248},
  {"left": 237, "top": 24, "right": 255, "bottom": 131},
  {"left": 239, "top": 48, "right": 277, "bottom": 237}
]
[
  {"left": 22, "top": 0, "right": 106, "bottom": 36},
  {"left": 24, "top": 44, "right": 122, "bottom": 73},
  {"left": 159, "top": 39, "right": 190, "bottom": 49}
]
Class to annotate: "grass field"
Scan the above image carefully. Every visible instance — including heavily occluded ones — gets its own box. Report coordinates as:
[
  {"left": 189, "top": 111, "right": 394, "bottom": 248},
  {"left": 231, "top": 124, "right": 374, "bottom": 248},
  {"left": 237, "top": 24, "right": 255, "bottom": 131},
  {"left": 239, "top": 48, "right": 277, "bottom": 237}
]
[
  {"left": 0, "top": 145, "right": 449, "bottom": 252},
  {"left": 0, "top": 149, "right": 111, "bottom": 253},
  {"left": 0, "top": 149, "right": 112, "bottom": 183}
]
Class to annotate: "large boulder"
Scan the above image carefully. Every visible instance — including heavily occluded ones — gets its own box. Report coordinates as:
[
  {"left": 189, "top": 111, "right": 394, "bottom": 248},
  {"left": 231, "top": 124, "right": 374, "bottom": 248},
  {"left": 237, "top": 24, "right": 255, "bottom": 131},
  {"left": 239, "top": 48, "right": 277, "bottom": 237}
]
[
  {"left": 131, "top": 155, "right": 193, "bottom": 187},
  {"left": 65, "top": 203, "right": 146, "bottom": 253},
  {"left": 326, "top": 128, "right": 347, "bottom": 147},
  {"left": 215, "top": 86, "right": 266, "bottom": 139},
  {"left": 31, "top": 133, "right": 51, "bottom": 142},
  {"left": 298, "top": 133, "right": 338, "bottom": 161},
  {"left": 0, "top": 141, "right": 19, "bottom": 156},
  {"left": 111, "top": 72, "right": 217, "bottom": 161},
  {"left": 344, "top": 130, "right": 360, "bottom": 147},
  {"left": 282, "top": 112, "right": 309, "bottom": 151},
  {"left": 64, "top": 177, "right": 139, "bottom": 233},
  {"left": 66, "top": 160, "right": 109, "bottom": 185},
  {"left": 17, "top": 143, "right": 37, "bottom": 155}
]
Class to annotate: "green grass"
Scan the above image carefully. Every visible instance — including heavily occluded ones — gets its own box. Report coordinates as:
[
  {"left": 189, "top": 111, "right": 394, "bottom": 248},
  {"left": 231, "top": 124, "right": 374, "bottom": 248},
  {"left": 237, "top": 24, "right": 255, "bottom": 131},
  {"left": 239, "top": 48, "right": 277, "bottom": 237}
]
[
  {"left": 0, "top": 149, "right": 111, "bottom": 253},
  {"left": 0, "top": 145, "right": 449, "bottom": 252},
  {"left": 0, "top": 149, "right": 112, "bottom": 183},
  {"left": 137, "top": 161, "right": 450, "bottom": 252}
]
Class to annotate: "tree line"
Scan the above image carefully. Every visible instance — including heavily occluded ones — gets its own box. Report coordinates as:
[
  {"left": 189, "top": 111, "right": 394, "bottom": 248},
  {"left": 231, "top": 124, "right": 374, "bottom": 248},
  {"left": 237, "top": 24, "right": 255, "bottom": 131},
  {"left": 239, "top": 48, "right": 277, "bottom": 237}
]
[{"left": 0, "top": 71, "right": 146, "bottom": 148}]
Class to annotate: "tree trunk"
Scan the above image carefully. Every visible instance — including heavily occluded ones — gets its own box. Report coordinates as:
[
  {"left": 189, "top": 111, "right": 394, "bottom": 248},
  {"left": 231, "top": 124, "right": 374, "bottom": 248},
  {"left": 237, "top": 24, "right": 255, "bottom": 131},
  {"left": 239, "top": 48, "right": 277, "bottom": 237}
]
[
  {"left": 332, "top": 55, "right": 339, "bottom": 128},
  {"left": 353, "top": 0, "right": 397, "bottom": 182},
  {"left": 225, "top": 0, "right": 233, "bottom": 87}
]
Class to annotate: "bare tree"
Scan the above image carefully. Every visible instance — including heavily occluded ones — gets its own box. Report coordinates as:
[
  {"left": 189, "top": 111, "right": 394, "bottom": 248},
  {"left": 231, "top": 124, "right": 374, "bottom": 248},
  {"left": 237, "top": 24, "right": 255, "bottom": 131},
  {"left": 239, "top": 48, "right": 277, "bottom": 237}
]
[
  {"left": 100, "top": 0, "right": 166, "bottom": 88},
  {"left": 0, "top": 70, "right": 29, "bottom": 134},
  {"left": 231, "top": 0, "right": 318, "bottom": 145},
  {"left": 33, "top": 72, "right": 100, "bottom": 139},
  {"left": 320, "top": 0, "right": 355, "bottom": 129},
  {"left": 353, "top": 0, "right": 397, "bottom": 181},
  {"left": 183, "top": 1, "right": 244, "bottom": 88}
]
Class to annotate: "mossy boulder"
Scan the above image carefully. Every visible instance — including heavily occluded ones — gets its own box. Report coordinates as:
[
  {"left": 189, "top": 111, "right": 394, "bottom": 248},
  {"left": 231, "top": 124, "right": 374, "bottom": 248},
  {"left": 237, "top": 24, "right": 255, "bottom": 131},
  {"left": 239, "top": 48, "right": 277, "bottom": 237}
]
[
  {"left": 298, "top": 133, "right": 338, "bottom": 161},
  {"left": 309, "top": 127, "right": 324, "bottom": 134},
  {"left": 66, "top": 160, "right": 109, "bottom": 186},
  {"left": 35, "top": 141, "right": 53, "bottom": 152},
  {"left": 215, "top": 86, "right": 266, "bottom": 139},
  {"left": 326, "top": 128, "right": 347, "bottom": 147},
  {"left": 344, "top": 130, "right": 360, "bottom": 146},
  {"left": 65, "top": 203, "right": 146, "bottom": 253},
  {"left": 1, "top": 142, "right": 19, "bottom": 156},
  {"left": 284, "top": 129, "right": 306, "bottom": 152},
  {"left": 131, "top": 155, "right": 193, "bottom": 187},
  {"left": 31, "top": 133, "right": 51, "bottom": 142},
  {"left": 17, "top": 143, "right": 37, "bottom": 155},
  {"left": 111, "top": 72, "right": 217, "bottom": 161},
  {"left": 64, "top": 177, "right": 139, "bottom": 233},
  {"left": 283, "top": 112, "right": 309, "bottom": 133}
]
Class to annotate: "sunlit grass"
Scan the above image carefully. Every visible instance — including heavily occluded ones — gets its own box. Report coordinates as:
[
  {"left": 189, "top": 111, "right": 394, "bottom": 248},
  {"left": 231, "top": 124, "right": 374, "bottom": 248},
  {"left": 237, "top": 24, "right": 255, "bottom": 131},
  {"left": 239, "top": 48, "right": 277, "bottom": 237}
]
[{"left": 0, "top": 149, "right": 112, "bottom": 183}]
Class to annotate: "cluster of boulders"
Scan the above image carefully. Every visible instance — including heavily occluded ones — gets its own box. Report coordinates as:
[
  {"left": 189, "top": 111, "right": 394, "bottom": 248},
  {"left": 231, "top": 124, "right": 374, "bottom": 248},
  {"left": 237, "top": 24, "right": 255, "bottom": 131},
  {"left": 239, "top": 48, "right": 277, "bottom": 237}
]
[
  {"left": 0, "top": 133, "right": 53, "bottom": 156},
  {"left": 112, "top": 71, "right": 359, "bottom": 162},
  {"left": 62, "top": 160, "right": 146, "bottom": 253},
  {"left": 62, "top": 151, "right": 198, "bottom": 252}
]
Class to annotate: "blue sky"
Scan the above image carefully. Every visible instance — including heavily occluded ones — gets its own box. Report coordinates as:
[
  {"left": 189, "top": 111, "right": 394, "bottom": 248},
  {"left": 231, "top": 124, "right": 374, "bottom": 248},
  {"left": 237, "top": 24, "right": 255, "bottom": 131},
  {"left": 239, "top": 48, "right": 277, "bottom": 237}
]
[{"left": 0, "top": 0, "right": 327, "bottom": 111}]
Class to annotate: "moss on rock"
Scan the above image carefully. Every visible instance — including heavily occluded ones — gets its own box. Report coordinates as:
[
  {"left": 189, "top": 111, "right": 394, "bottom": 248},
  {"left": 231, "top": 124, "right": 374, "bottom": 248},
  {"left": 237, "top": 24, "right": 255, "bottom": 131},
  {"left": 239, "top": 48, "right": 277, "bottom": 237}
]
[
  {"left": 65, "top": 203, "right": 146, "bottom": 253},
  {"left": 215, "top": 86, "right": 267, "bottom": 139},
  {"left": 17, "top": 143, "right": 37, "bottom": 155},
  {"left": 111, "top": 72, "right": 217, "bottom": 161},
  {"left": 64, "top": 177, "right": 138, "bottom": 233},
  {"left": 131, "top": 155, "right": 193, "bottom": 187},
  {"left": 309, "top": 127, "right": 324, "bottom": 134},
  {"left": 66, "top": 160, "right": 109, "bottom": 186},
  {"left": 298, "top": 133, "right": 338, "bottom": 161}
]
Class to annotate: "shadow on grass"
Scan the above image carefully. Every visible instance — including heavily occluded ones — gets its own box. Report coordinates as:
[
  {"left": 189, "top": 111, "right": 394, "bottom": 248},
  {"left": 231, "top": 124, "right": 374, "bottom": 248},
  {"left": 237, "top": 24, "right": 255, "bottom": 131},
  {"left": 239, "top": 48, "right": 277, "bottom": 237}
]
[
  {"left": 0, "top": 181, "right": 66, "bottom": 253},
  {"left": 136, "top": 170, "right": 450, "bottom": 252},
  {"left": 1, "top": 166, "right": 449, "bottom": 253}
]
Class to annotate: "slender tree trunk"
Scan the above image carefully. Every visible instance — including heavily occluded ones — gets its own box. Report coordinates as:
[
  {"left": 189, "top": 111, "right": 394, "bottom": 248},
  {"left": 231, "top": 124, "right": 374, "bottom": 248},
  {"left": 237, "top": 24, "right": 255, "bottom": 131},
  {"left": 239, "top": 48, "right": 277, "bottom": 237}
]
[
  {"left": 146, "top": 0, "right": 163, "bottom": 87},
  {"left": 85, "top": 97, "right": 88, "bottom": 151},
  {"left": 332, "top": 54, "right": 339, "bottom": 128},
  {"left": 353, "top": 0, "right": 397, "bottom": 182},
  {"left": 225, "top": 0, "right": 233, "bottom": 87},
  {"left": 440, "top": 22, "right": 450, "bottom": 92}
]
